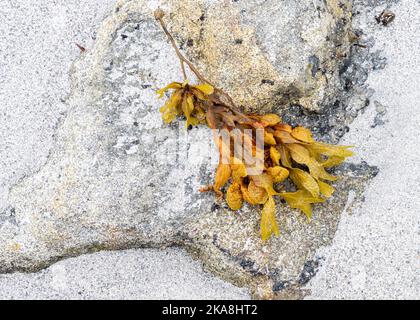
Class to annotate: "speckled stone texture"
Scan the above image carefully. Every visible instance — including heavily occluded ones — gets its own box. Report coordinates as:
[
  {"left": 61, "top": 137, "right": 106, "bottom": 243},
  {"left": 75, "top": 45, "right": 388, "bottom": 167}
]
[
  {"left": 0, "top": 0, "right": 379, "bottom": 299},
  {"left": 0, "top": 248, "right": 250, "bottom": 300}
]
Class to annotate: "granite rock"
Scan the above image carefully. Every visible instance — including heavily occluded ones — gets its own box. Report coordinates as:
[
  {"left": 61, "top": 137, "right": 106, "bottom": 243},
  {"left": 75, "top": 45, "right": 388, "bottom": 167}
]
[{"left": 0, "top": 0, "right": 376, "bottom": 298}]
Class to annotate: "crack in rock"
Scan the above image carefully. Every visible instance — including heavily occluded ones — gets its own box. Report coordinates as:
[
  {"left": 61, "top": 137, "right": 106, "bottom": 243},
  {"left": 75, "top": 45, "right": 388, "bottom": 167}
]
[{"left": 0, "top": 0, "right": 378, "bottom": 299}]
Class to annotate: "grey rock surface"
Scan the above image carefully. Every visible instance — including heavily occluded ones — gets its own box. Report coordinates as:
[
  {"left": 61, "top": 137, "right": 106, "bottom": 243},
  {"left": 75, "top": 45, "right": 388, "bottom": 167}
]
[
  {"left": 306, "top": 0, "right": 420, "bottom": 300},
  {"left": 0, "top": 248, "right": 250, "bottom": 300},
  {"left": 167, "top": 0, "right": 353, "bottom": 112},
  {"left": 0, "top": 0, "right": 417, "bottom": 300},
  {"left": 0, "top": 0, "right": 376, "bottom": 299},
  {"left": 0, "top": 0, "right": 249, "bottom": 300},
  {"left": 0, "top": 0, "right": 115, "bottom": 213}
]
